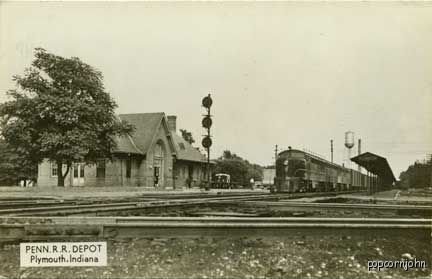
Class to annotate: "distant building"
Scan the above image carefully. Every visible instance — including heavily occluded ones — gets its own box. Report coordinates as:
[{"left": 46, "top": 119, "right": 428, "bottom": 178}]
[
  {"left": 263, "top": 167, "right": 275, "bottom": 185},
  {"left": 37, "top": 113, "right": 207, "bottom": 189}
]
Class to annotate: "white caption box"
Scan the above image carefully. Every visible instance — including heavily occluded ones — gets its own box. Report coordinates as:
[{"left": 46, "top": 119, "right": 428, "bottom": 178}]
[{"left": 20, "top": 242, "right": 107, "bottom": 267}]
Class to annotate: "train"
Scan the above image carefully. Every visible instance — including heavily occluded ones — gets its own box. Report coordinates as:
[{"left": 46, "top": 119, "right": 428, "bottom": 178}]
[{"left": 273, "top": 147, "right": 373, "bottom": 193}]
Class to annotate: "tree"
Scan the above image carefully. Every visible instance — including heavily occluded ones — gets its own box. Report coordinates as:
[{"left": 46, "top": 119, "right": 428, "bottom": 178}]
[
  {"left": 0, "top": 139, "right": 37, "bottom": 186},
  {"left": 215, "top": 159, "right": 249, "bottom": 186},
  {"left": 398, "top": 158, "right": 432, "bottom": 189},
  {"left": 221, "top": 150, "right": 241, "bottom": 160},
  {"left": 0, "top": 140, "right": 14, "bottom": 185},
  {"left": 214, "top": 150, "right": 263, "bottom": 186},
  {"left": 0, "top": 48, "right": 133, "bottom": 186},
  {"left": 180, "top": 129, "right": 195, "bottom": 145}
]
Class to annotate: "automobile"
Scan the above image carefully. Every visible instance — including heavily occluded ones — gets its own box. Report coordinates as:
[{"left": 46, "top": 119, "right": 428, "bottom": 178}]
[
  {"left": 214, "top": 173, "right": 232, "bottom": 189},
  {"left": 253, "top": 181, "right": 263, "bottom": 189}
]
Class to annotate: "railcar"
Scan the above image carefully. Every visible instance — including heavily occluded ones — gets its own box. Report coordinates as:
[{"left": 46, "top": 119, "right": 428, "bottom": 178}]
[{"left": 274, "top": 148, "right": 369, "bottom": 193}]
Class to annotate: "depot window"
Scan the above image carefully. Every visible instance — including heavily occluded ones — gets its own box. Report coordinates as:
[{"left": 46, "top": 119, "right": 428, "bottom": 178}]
[
  {"left": 80, "top": 164, "right": 85, "bottom": 177},
  {"left": 51, "top": 163, "right": 58, "bottom": 177},
  {"left": 96, "top": 160, "right": 106, "bottom": 178}
]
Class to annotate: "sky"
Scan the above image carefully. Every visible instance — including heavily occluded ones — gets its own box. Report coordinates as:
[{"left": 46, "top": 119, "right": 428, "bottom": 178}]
[{"left": 1, "top": 1, "right": 431, "bottom": 178}]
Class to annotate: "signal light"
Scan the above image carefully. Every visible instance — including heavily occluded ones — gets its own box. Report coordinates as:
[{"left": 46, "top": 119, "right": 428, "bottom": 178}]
[
  {"left": 202, "top": 136, "right": 212, "bottom": 148},
  {"left": 202, "top": 95, "right": 213, "bottom": 109},
  {"left": 202, "top": 115, "right": 212, "bottom": 129}
]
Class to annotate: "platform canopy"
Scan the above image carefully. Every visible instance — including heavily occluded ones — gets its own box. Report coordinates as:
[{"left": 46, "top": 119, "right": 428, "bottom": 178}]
[{"left": 351, "top": 152, "right": 396, "bottom": 184}]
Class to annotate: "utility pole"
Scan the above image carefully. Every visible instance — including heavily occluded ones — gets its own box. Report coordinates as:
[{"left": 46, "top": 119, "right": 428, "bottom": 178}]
[
  {"left": 271, "top": 144, "right": 278, "bottom": 193},
  {"left": 429, "top": 154, "right": 432, "bottom": 188},
  {"left": 330, "top": 140, "right": 333, "bottom": 163},
  {"left": 358, "top": 139, "right": 362, "bottom": 172}
]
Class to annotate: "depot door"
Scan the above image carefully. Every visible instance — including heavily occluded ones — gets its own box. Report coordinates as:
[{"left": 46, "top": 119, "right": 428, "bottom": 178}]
[
  {"left": 72, "top": 163, "right": 85, "bottom": 186},
  {"left": 153, "top": 142, "right": 165, "bottom": 187},
  {"left": 153, "top": 166, "right": 161, "bottom": 187}
]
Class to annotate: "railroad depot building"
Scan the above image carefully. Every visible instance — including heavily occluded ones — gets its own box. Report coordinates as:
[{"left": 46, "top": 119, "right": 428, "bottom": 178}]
[{"left": 37, "top": 113, "right": 208, "bottom": 189}]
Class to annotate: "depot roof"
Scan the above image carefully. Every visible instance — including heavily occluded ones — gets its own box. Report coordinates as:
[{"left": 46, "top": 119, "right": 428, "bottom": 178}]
[
  {"left": 171, "top": 132, "right": 207, "bottom": 163},
  {"left": 351, "top": 152, "right": 396, "bottom": 183}
]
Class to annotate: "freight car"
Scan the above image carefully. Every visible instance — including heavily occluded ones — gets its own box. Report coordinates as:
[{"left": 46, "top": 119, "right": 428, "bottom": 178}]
[{"left": 273, "top": 147, "right": 369, "bottom": 193}]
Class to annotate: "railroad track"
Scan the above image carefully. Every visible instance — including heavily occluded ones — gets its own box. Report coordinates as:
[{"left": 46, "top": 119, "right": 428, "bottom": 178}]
[
  {"left": 0, "top": 192, "right": 269, "bottom": 210},
  {"left": 0, "top": 200, "right": 76, "bottom": 210},
  {"left": 0, "top": 191, "right": 361, "bottom": 216},
  {"left": 235, "top": 201, "right": 432, "bottom": 214},
  {"left": 0, "top": 217, "right": 430, "bottom": 240},
  {"left": 0, "top": 195, "right": 275, "bottom": 216}
]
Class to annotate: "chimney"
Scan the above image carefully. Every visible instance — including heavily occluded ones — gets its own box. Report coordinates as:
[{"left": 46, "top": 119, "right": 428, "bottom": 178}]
[
  {"left": 358, "top": 138, "right": 361, "bottom": 155},
  {"left": 167, "top": 115, "right": 177, "bottom": 132}
]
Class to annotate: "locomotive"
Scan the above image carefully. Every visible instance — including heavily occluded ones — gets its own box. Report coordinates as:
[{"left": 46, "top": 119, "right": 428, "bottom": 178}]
[{"left": 274, "top": 147, "right": 370, "bottom": 193}]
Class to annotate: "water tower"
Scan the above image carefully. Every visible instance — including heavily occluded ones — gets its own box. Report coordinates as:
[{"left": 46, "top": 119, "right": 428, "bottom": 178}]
[{"left": 344, "top": 131, "right": 355, "bottom": 169}]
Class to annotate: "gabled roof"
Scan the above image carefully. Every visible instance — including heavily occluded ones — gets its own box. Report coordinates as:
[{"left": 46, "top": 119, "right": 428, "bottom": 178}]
[
  {"left": 113, "top": 113, "right": 174, "bottom": 156},
  {"left": 114, "top": 134, "right": 143, "bottom": 155},
  {"left": 351, "top": 152, "right": 396, "bottom": 183},
  {"left": 171, "top": 132, "right": 206, "bottom": 163}
]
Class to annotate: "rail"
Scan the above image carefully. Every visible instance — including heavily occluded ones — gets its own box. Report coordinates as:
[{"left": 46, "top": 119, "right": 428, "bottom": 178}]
[
  {"left": 0, "top": 191, "right": 362, "bottom": 216},
  {"left": 236, "top": 201, "right": 432, "bottom": 212},
  {"left": 0, "top": 217, "right": 430, "bottom": 240}
]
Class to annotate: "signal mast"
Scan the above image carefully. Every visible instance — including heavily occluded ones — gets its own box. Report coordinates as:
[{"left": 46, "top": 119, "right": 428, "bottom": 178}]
[{"left": 201, "top": 94, "right": 213, "bottom": 190}]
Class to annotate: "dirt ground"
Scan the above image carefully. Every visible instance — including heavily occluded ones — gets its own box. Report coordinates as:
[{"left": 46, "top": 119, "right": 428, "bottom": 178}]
[
  {"left": 0, "top": 231, "right": 430, "bottom": 279},
  {"left": 400, "top": 189, "right": 432, "bottom": 198},
  {"left": 340, "top": 190, "right": 432, "bottom": 205}
]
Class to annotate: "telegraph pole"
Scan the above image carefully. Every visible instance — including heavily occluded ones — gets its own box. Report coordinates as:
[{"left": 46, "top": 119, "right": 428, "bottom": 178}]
[
  {"left": 330, "top": 140, "right": 333, "bottom": 163},
  {"left": 201, "top": 94, "right": 213, "bottom": 191},
  {"left": 358, "top": 139, "right": 362, "bottom": 172},
  {"left": 271, "top": 144, "right": 279, "bottom": 193},
  {"left": 429, "top": 154, "right": 432, "bottom": 188}
]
